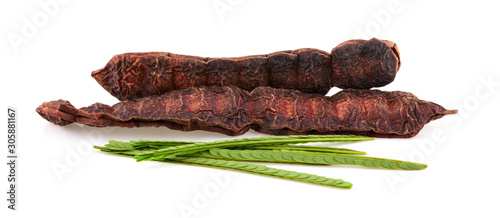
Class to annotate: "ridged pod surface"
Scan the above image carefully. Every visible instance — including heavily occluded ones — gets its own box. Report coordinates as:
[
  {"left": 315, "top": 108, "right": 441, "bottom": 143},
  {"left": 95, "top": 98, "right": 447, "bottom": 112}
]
[
  {"left": 92, "top": 38, "right": 400, "bottom": 100},
  {"left": 36, "top": 86, "right": 456, "bottom": 137}
]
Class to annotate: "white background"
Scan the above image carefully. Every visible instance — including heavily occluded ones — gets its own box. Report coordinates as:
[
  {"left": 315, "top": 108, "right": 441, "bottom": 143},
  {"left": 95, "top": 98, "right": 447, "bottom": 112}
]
[{"left": 1, "top": 0, "right": 500, "bottom": 217}]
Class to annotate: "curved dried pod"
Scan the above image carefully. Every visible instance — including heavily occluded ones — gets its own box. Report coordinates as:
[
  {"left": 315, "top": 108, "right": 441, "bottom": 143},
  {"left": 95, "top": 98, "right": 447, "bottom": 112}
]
[
  {"left": 92, "top": 38, "right": 400, "bottom": 101},
  {"left": 36, "top": 86, "right": 456, "bottom": 138}
]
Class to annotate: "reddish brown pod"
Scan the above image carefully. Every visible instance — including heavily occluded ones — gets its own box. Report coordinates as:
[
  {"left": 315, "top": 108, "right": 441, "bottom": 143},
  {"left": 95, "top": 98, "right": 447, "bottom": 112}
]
[
  {"left": 36, "top": 86, "right": 455, "bottom": 138},
  {"left": 91, "top": 38, "right": 400, "bottom": 101}
]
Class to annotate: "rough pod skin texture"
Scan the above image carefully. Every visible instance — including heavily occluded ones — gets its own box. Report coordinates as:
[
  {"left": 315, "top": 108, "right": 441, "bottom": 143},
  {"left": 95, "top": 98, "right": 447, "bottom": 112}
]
[
  {"left": 92, "top": 38, "right": 400, "bottom": 101},
  {"left": 36, "top": 86, "right": 455, "bottom": 138},
  {"left": 331, "top": 39, "right": 400, "bottom": 89}
]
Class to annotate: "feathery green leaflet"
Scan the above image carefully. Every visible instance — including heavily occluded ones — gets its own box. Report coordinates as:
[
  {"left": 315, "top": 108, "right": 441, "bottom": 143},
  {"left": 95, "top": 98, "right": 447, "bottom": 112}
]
[
  {"left": 132, "top": 135, "right": 373, "bottom": 161},
  {"left": 94, "top": 135, "right": 427, "bottom": 189}
]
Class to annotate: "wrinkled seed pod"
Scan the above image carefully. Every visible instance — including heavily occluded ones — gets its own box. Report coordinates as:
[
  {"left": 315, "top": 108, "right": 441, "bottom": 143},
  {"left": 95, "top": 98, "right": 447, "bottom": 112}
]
[
  {"left": 331, "top": 38, "right": 401, "bottom": 89},
  {"left": 36, "top": 86, "right": 456, "bottom": 138},
  {"left": 91, "top": 38, "right": 401, "bottom": 100}
]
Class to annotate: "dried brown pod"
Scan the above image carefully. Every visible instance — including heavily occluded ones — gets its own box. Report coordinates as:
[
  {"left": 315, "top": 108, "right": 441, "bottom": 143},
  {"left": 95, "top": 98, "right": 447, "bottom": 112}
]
[
  {"left": 36, "top": 86, "right": 455, "bottom": 138},
  {"left": 92, "top": 38, "right": 400, "bottom": 101}
]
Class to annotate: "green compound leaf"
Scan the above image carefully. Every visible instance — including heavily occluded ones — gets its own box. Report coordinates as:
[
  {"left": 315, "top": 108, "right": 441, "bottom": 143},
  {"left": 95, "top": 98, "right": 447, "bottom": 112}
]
[
  {"left": 129, "top": 139, "right": 194, "bottom": 149},
  {"left": 94, "top": 135, "right": 427, "bottom": 190},
  {"left": 186, "top": 148, "right": 426, "bottom": 170},
  {"left": 94, "top": 146, "right": 352, "bottom": 189},
  {"left": 133, "top": 135, "right": 373, "bottom": 162},
  {"left": 94, "top": 146, "right": 159, "bottom": 156},
  {"left": 246, "top": 145, "right": 366, "bottom": 155},
  {"left": 102, "top": 140, "right": 135, "bottom": 151},
  {"left": 163, "top": 157, "right": 352, "bottom": 189}
]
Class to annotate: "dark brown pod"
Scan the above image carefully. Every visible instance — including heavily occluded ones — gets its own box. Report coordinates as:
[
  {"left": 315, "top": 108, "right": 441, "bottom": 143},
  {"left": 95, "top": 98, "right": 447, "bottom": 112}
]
[
  {"left": 331, "top": 38, "right": 401, "bottom": 89},
  {"left": 91, "top": 38, "right": 400, "bottom": 101},
  {"left": 36, "top": 86, "right": 455, "bottom": 138}
]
